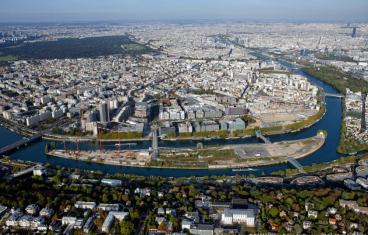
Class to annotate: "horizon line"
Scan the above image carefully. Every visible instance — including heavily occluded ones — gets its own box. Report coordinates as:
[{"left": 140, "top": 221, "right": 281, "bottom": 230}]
[{"left": 0, "top": 18, "right": 366, "bottom": 25}]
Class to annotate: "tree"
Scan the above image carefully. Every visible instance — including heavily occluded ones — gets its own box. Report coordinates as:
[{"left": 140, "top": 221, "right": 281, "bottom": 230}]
[
  {"left": 294, "top": 223, "right": 302, "bottom": 234},
  {"left": 260, "top": 207, "right": 267, "bottom": 222},
  {"left": 102, "top": 193, "right": 110, "bottom": 203},
  {"left": 158, "top": 222, "right": 167, "bottom": 231},
  {"left": 130, "top": 210, "right": 140, "bottom": 223},
  {"left": 169, "top": 215, "right": 179, "bottom": 231},
  {"left": 342, "top": 191, "right": 356, "bottom": 200},
  {"left": 278, "top": 227, "right": 287, "bottom": 234},
  {"left": 120, "top": 220, "right": 135, "bottom": 235},
  {"left": 269, "top": 207, "right": 279, "bottom": 218},
  {"left": 187, "top": 185, "right": 198, "bottom": 198},
  {"left": 285, "top": 197, "right": 294, "bottom": 207},
  {"left": 250, "top": 189, "right": 262, "bottom": 199}
]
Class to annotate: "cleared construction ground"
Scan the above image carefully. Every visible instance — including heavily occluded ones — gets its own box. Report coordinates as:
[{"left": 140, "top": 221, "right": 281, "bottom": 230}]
[{"left": 47, "top": 131, "right": 326, "bottom": 169}]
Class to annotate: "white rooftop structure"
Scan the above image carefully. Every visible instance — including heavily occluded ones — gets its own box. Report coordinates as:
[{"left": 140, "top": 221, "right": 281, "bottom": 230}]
[
  {"left": 101, "top": 211, "right": 128, "bottom": 233},
  {"left": 221, "top": 208, "right": 255, "bottom": 227}
]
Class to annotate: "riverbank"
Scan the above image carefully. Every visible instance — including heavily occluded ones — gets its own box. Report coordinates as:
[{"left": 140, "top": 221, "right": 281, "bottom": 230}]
[
  {"left": 302, "top": 65, "right": 368, "bottom": 95},
  {"left": 0, "top": 117, "right": 37, "bottom": 137},
  {"left": 207, "top": 131, "right": 326, "bottom": 169},
  {"left": 40, "top": 104, "right": 326, "bottom": 144},
  {"left": 0, "top": 56, "right": 344, "bottom": 177},
  {"left": 271, "top": 153, "right": 368, "bottom": 177},
  {"left": 0, "top": 90, "right": 326, "bottom": 145},
  {"left": 46, "top": 131, "right": 326, "bottom": 170},
  {"left": 302, "top": 65, "right": 368, "bottom": 154}
]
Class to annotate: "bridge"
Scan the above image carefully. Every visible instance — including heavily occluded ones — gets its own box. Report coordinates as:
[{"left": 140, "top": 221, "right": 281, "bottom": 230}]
[
  {"left": 287, "top": 157, "right": 306, "bottom": 174},
  {"left": 325, "top": 93, "right": 344, "bottom": 98},
  {"left": 10, "top": 165, "right": 44, "bottom": 179},
  {"left": 255, "top": 130, "right": 271, "bottom": 144},
  {"left": 0, "top": 134, "right": 42, "bottom": 156}
]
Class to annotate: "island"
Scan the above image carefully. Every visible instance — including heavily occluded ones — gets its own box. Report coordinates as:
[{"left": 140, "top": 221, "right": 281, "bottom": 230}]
[{"left": 46, "top": 131, "right": 326, "bottom": 169}]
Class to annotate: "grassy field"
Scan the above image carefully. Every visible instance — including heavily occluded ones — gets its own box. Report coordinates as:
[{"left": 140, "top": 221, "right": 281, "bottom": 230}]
[
  {"left": 98, "top": 131, "right": 142, "bottom": 140},
  {"left": 121, "top": 43, "right": 148, "bottom": 52},
  {"left": 0, "top": 55, "right": 18, "bottom": 62}
]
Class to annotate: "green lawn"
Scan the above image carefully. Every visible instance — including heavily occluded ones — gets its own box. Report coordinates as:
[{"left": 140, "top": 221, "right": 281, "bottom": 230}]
[{"left": 0, "top": 55, "right": 18, "bottom": 62}]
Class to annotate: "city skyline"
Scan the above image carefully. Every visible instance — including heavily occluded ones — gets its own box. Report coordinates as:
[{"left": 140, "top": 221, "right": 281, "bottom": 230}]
[
  {"left": 1, "top": 1, "right": 368, "bottom": 233},
  {"left": 0, "top": 0, "right": 368, "bottom": 23}
]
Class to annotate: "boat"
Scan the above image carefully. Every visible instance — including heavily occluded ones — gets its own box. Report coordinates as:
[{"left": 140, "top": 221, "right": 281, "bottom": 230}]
[
  {"left": 226, "top": 136, "right": 240, "bottom": 140},
  {"left": 115, "top": 143, "right": 137, "bottom": 146},
  {"left": 232, "top": 168, "right": 258, "bottom": 172}
]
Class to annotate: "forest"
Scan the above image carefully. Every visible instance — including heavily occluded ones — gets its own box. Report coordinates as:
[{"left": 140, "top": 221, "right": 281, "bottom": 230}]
[{"left": 0, "top": 35, "right": 154, "bottom": 60}]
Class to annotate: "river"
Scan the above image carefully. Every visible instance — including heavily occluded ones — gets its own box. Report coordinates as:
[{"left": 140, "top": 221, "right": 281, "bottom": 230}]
[{"left": 0, "top": 66, "right": 343, "bottom": 177}]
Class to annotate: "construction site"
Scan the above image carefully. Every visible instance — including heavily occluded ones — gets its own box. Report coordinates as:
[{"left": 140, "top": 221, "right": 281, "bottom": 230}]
[{"left": 46, "top": 131, "right": 326, "bottom": 170}]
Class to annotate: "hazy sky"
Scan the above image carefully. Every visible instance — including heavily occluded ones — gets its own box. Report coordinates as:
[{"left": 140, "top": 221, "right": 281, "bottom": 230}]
[{"left": 0, "top": 0, "right": 367, "bottom": 23}]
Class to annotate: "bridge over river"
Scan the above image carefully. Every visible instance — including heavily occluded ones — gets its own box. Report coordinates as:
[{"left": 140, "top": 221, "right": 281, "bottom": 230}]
[
  {"left": 325, "top": 93, "right": 344, "bottom": 98},
  {"left": 10, "top": 164, "right": 44, "bottom": 179},
  {"left": 0, "top": 134, "right": 42, "bottom": 156},
  {"left": 255, "top": 130, "right": 271, "bottom": 144},
  {"left": 287, "top": 157, "right": 306, "bottom": 174},
  {"left": 256, "top": 130, "right": 305, "bottom": 173}
]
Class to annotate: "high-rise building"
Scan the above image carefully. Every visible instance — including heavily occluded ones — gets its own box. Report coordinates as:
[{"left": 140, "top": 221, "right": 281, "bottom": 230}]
[
  {"left": 151, "top": 126, "right": 159, "bottom": 158},
  {"left": 99, "top": 102, "right": 110, "bottom": 123},
  {"left": 361, "top": 94, "right": 367, "bottom": 132},
  {"left": 352, "top": 27, "right": 357, "bottom": 38}
]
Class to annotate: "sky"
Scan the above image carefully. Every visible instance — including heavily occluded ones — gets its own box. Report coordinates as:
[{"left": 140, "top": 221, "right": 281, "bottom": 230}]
[{"left": 0, "top": 0, "right": 367, "bottom": 23}]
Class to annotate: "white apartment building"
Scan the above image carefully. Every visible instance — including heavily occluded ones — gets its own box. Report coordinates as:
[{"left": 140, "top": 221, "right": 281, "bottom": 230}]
[
  {"left": 74, "top": 201, "right": 97, "bottom": 210},
  {"left": 220, "top": 208, "right": 255, "bottom": 227}
]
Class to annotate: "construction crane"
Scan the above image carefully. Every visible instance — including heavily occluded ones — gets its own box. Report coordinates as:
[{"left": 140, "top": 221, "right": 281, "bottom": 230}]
[
  {"left": 97, "top": 125, "right": 109, "bottom": 152},
  {"left": 62, "top": 139, "right": 80, "bottom": 158},
  {"left": 97, "top": 125, "right": 124, "bottom": 158},
  {"left": 74, "top": 140, "right": 80, "bottom": 158},
  {"left": 63, "top": 140, "right": 67, "bottom": 158}
]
